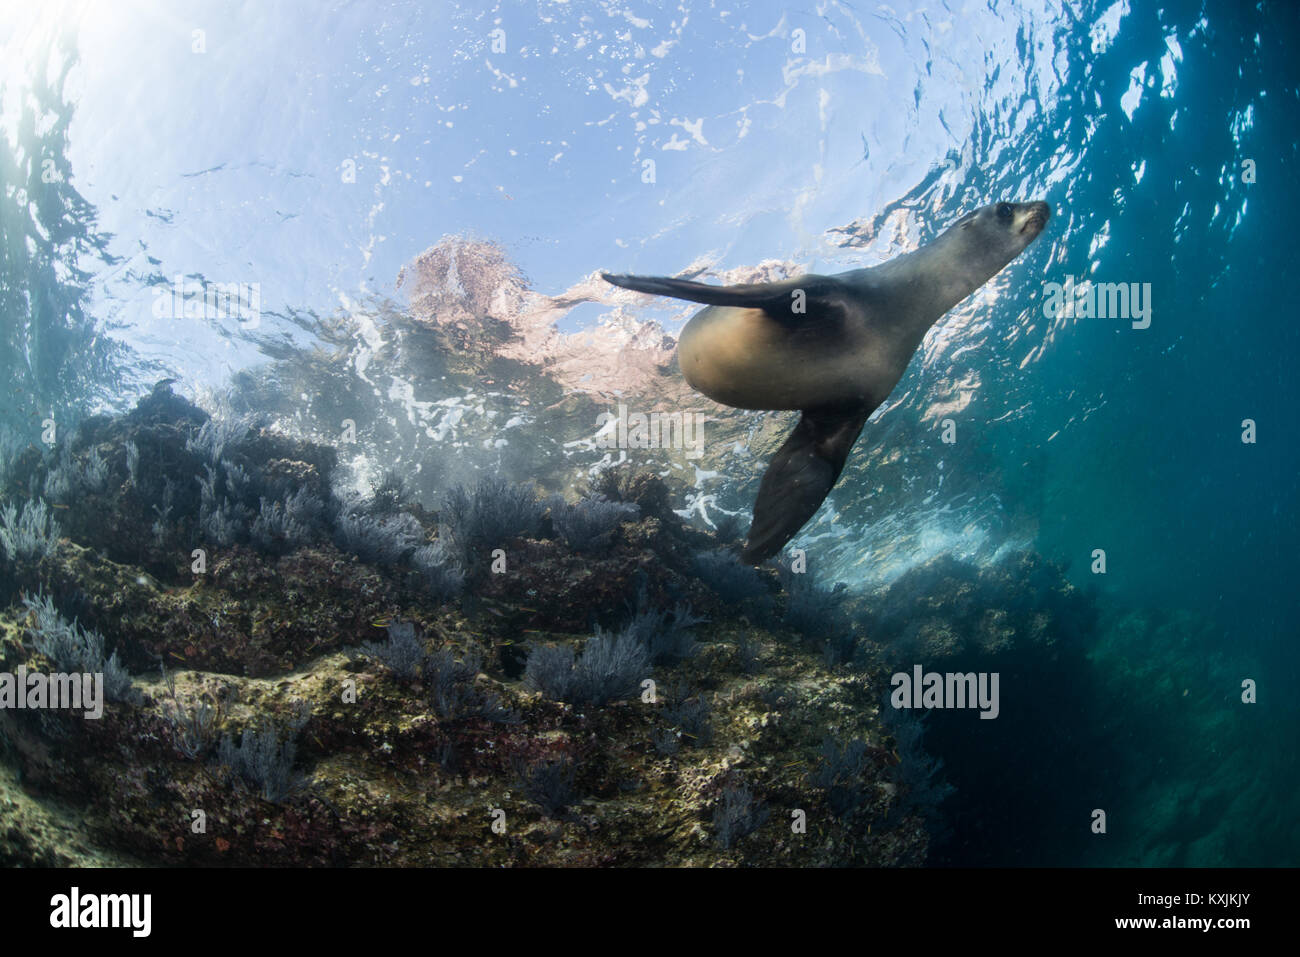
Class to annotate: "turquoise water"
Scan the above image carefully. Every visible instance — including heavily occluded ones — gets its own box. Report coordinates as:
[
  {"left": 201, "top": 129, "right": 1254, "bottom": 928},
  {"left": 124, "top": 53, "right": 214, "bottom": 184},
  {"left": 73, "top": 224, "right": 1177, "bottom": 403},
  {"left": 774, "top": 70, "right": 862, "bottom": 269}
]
[{"left": 1, "top": 1, "right": 1296, "bottom": 865}]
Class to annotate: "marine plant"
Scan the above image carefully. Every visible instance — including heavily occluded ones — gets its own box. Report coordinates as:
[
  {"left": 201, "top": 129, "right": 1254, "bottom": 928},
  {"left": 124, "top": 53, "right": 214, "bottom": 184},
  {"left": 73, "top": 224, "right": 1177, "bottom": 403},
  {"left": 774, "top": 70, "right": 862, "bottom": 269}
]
[
  {"left": 21, "top": 591, "right": 135, "bottom": 703},
  {"left": 882, "top": 705, "right": 955, "bottom": 826},
  {"left": 216, "top": 699, "right": 311, "bottom": 804},
  {"left": 411, "top": 541, "right": 465, "bottom": 603},
  {"left": 439, "top": 475, "right": 545, "bottom": 568},
  {"left": 333, "top": 508, "right": 424, "bottom": 566},
  {"left": 159, "top": 662, "right": 226, "bottom": 760},
  {"left": 359, "top": 621, "right": 427, "bottom": 681},
  {"left": 808, "top": 736, "right": 872, "bottom": 818},
  {"left": 549, "top": 493, "right": 639, "bottom": 551},
  {"left": 362, "top": 624, "right": 509, "bottom": 721},
  {"left": 367, "top": 469, "right": 408, "bottom": 515},
  {"left": 522, "top": 642, "right": 576, "bottom": 701},
  {"left": 571, "top": 625, "right": 651, "bottom": 706},
  {"left": 40, "top": 444, "right": 108, "bottom": 503},
  {"left": 197, "top": 461, "right": 255, "bottom": 546},
  {"left": 779, "top": 561, "right": 849, "bottom": 639},
  {"left": 0, "top": 499, "right": 61, "bottom": 562},
  {"left": 524, "top": 626, "right": 650, "bottom": 707},
  {"left": 184, "top": 412, "right": 259, "bottom": 466},
  {"left": 692, "top": 547, "right": 771, "bottom": 612},
  {"left": 661, "top": 683, "right": 713, "bottom": 748},
  {"left": 621, "top": 585, "right": 706, "bottom": 665},
  {"left": 423, "top": 647, "right": 486, "bottom": 720},
  {"left": 0, "top": 426, "right": 29, "bottom": 491},
  {"left": 712, "top": 780, "right": 769, "bottom": 849},
  {"left": 513, "top": 754, "right": 577, "bottom": 818}
]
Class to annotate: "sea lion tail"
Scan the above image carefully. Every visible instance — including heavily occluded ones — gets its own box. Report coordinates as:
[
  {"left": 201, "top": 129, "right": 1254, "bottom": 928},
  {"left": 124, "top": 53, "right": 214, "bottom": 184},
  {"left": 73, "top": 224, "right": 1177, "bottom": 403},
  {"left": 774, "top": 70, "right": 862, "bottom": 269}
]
[
  {"left": 602, "top": 272, "right": 792, "bottom": 309},
  {"left": 741, "top": 407, "right": 869, "bottom": 564},
  {"left": 602, "top": 272, "right": 855, "bottom": 328}
]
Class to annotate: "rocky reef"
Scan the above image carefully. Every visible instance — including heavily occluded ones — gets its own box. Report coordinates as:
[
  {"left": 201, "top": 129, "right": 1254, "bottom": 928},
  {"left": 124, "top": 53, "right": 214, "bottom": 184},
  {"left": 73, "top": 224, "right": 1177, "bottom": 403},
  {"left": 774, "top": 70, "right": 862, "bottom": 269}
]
[
  {"left": 3, "top": 381, "right": 1260, "bottom": 867},
  {"left": 0, "top": 385, "right": 961, "bottom": 867}
]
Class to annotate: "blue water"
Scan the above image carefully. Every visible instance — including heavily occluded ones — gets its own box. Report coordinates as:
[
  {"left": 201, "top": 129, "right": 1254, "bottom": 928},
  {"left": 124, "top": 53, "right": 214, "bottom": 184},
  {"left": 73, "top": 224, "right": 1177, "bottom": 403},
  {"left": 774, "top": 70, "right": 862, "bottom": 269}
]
[{"left": 1, "top": 0, "right": 1296, "bottom": 865}]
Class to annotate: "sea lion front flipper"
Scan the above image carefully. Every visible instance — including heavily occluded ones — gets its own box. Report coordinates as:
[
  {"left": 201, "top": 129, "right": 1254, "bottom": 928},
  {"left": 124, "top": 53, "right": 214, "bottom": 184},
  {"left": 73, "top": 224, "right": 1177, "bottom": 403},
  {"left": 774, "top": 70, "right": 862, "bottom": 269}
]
[
  {"left": 601, "top": 272, "right": 847, "bottom": 326},
  {"left": 740, "top": 407, "right": 870, "bottom": 564}
]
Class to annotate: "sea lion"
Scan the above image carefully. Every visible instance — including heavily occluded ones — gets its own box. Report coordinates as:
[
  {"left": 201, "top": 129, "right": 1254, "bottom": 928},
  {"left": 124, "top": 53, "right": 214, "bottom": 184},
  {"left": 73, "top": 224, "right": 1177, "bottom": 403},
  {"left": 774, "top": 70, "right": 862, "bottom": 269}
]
[{"left": 602, "top": 199, "right": 1051, "bottom": 564}]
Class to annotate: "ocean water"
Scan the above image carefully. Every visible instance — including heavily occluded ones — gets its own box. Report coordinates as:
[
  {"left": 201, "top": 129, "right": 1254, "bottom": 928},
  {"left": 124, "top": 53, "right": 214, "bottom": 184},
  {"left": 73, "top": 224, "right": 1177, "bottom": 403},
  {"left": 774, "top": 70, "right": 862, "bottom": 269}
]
[{"left": 0, "top": 0, "right": 1295, "bottom": 869}]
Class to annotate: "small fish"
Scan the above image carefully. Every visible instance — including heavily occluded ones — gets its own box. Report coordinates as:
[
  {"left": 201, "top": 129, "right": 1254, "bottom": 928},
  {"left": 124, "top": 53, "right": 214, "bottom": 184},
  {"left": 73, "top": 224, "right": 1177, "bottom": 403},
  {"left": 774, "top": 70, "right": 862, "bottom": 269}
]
[
  {"left": 371, "top": 617, "right": 392, "bottom": 627},
  {"left": 51, "top": 503, "right": 71, "bottom": 510},
  {"left": 168, "top": 651, "right": 187, "bottom": 661}
]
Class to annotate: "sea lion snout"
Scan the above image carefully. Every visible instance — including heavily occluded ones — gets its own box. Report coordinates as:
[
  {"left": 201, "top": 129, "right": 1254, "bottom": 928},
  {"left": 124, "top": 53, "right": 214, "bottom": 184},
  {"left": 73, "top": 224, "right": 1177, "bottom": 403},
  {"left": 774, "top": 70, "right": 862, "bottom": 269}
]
[{"left": 1019, "top": 200, "right": 1051, "bottom": 235}]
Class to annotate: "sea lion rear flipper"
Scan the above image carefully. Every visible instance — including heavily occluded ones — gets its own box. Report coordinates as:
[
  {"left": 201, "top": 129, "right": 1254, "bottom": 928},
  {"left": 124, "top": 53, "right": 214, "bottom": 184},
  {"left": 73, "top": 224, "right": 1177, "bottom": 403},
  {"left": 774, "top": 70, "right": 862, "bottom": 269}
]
[
  {"left": 601, "top": 272, "right": 846, "bottom": 325},
  {"left": 741, "top": 407, "right": 869, "bottom": 564}
]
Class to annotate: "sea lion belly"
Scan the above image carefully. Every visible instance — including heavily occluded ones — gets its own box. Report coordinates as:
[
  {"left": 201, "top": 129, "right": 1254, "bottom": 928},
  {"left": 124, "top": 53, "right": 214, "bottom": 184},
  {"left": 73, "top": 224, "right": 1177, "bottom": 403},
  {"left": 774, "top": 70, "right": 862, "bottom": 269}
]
[{"left": 677, "top": 306, "right": 875, "bottom": 411}]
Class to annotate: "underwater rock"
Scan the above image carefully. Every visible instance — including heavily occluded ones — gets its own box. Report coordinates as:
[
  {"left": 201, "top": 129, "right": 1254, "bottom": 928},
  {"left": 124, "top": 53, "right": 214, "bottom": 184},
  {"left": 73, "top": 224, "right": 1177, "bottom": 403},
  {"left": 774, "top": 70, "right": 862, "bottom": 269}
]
[
  {"left": 865, "top": 551, "right": 1092, "bottom": 667},
  {"left": 0, "top": 394, "right": 963, "bottom": 867}
]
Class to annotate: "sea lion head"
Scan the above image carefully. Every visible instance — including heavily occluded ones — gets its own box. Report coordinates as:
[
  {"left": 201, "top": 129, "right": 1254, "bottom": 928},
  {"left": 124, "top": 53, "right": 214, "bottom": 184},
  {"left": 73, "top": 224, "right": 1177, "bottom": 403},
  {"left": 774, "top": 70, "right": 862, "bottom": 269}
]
[{"left": 943, "top": 199, "right": 1051, "bottom": 280}]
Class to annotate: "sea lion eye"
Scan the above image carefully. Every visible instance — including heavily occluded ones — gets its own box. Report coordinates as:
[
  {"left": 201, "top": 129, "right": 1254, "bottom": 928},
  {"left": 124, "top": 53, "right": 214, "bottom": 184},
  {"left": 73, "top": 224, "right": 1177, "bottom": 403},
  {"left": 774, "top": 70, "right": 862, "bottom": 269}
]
[{"left": 996, "top": 203, "right": 1013, "bottom": 220}]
